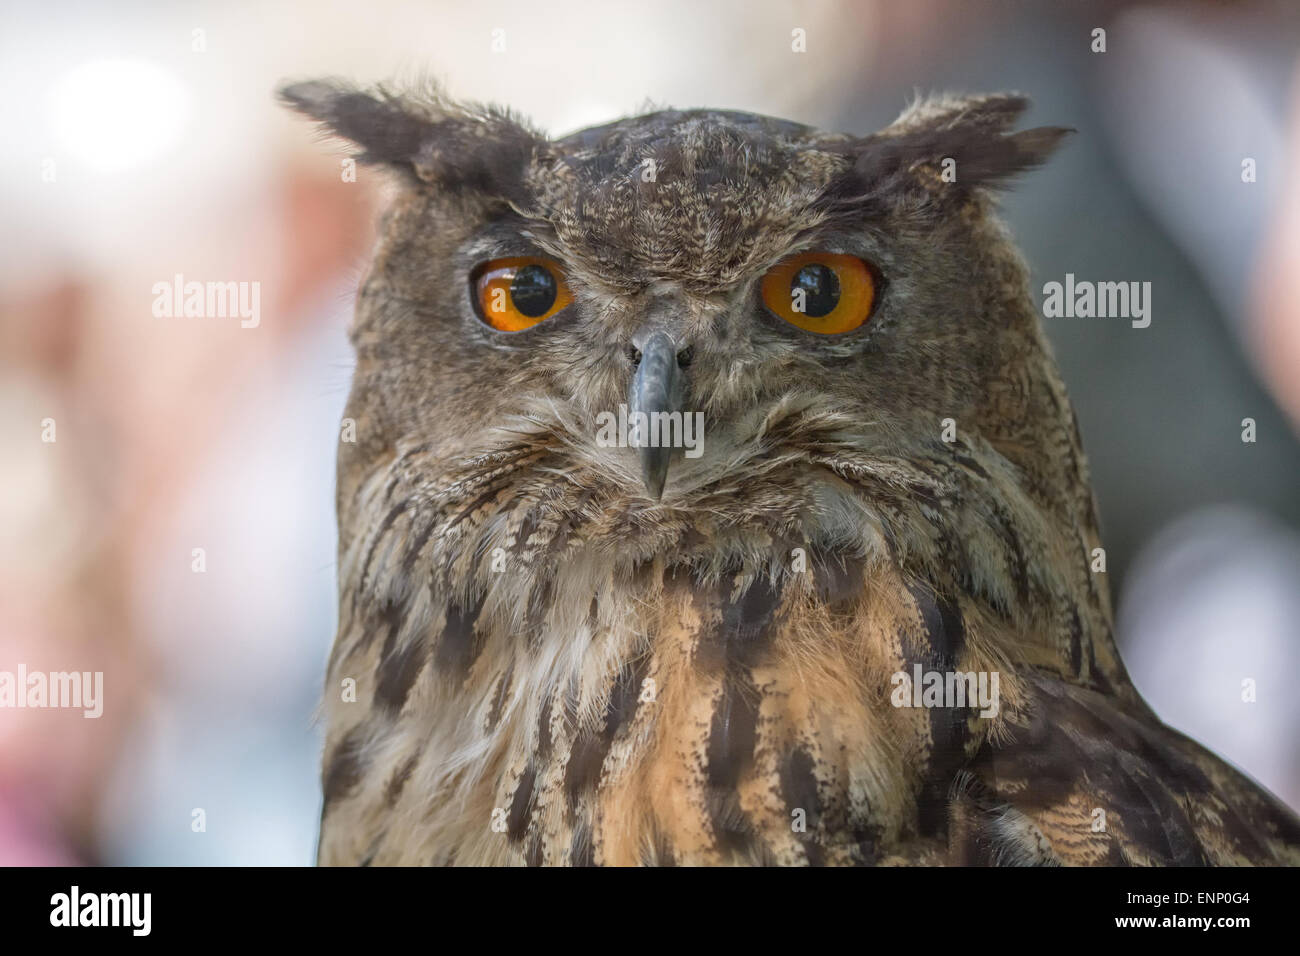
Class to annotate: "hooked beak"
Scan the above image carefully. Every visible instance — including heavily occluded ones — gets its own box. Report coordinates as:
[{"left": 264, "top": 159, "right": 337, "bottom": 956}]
[{"left": 627, "top": 330, "right": 686, "bottom": 500}]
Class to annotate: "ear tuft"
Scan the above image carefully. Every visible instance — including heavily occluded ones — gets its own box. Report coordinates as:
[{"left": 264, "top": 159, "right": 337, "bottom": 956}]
[
  {"left": 277, "top": 78, "right": 437, "bottom": 168},
  {"left": 851, "top": 92, "right": 1072, "bottom": 194},
  {"left": 277, "top": 77, "right": 553, "bottom": 206},
  {"left": 885, "top": 92, "right": 1033, "bottom": 138}
]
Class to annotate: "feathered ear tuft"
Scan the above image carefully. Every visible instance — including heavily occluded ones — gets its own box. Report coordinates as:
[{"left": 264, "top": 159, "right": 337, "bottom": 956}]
[
  {"left": 278, "top": 79, "right": 438, "bottom": 168},
  {"left": 846, "top": 92, "right": 1072, "bottom": 197},
  {"left": 885, "top": 92, "right": 1035, "bottom": 137},
  {"left": 277, "top": 77, "right": 552, "bottom": 205}
]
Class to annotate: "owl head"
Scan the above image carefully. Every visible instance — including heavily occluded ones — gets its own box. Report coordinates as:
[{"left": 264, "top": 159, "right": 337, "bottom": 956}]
[{"left": 281, "top": 80, "right": 1082, "bottom": 612}]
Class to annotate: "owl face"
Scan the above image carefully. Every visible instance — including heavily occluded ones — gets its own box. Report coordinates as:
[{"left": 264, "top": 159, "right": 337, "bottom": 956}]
[{"left": 283, "top": 82, "right": 1069, "bottom": 561}]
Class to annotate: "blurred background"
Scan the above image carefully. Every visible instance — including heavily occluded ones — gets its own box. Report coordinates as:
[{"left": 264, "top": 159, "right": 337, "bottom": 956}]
[{"left": 1, "top": 0, "right": 1297, "bottom": 865}]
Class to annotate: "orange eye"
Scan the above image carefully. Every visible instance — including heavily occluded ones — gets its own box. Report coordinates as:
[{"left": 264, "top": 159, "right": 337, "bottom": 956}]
[
  {"left": 472, "top": 257, "right": 573, "bottom": 332},
  {"left": 760, "top": 251, "right": 877, "bottom": 335}
]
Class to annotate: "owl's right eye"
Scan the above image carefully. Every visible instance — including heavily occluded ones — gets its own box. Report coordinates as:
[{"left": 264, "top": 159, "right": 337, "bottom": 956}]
[{"left": 471, "top": 257, "right": 573, "bottom": 332}]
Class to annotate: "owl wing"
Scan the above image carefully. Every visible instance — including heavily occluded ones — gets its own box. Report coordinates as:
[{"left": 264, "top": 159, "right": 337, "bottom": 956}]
[{"left": 946, "top": 673, "right": 1300, "bottom": 866}]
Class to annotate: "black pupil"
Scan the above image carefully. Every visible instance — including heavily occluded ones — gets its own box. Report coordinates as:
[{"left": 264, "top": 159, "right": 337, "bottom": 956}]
[
  {"left": 511, "top": 265, "right": 557, "bottom": 318},
  {"left": 791, "top": 264, "right": 840, "bottom": 317}
]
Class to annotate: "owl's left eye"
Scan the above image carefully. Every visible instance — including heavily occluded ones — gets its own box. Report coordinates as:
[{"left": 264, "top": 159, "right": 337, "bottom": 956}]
[
  {"left": 760, "top": 251, "right": 877, "bottom": 335},
  {"left": 471, "top": 257, "right": 573, "bottom": 332}
]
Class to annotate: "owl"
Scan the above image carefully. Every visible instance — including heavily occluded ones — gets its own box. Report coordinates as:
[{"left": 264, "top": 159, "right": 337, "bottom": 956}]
[{"left": 281, "top": 79, "right": 1300, "bottom": 866}]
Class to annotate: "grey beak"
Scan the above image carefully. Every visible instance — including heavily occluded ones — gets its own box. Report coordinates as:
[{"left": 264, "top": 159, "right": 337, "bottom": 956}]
[{"left": 628, "top": 330, "right": 686, "bottom": 500}]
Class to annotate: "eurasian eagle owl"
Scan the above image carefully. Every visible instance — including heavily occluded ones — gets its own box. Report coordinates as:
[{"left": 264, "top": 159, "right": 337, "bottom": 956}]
[{"left": 280, "top": 79, "right": 1300, "bottom": 866}]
